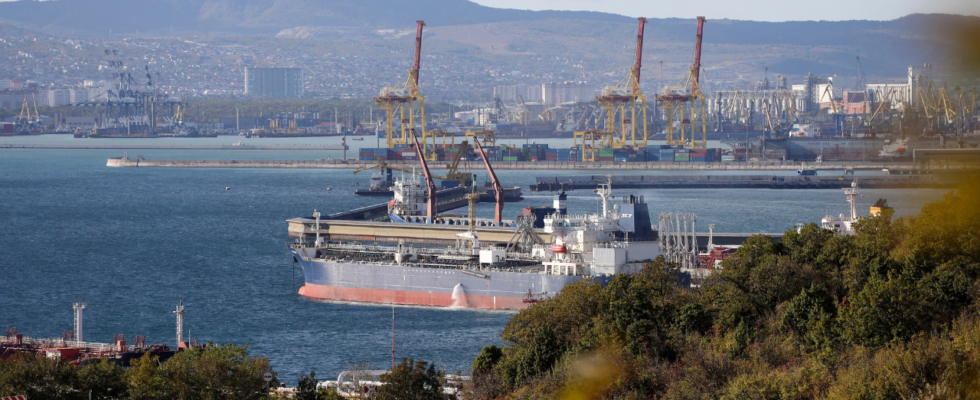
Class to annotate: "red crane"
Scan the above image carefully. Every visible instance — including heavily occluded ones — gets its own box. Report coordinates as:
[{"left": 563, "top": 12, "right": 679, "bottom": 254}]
[
  {"left": 632, "top": 17, "right": 647, "bottom": 95},
  {"left": 410, "top": 128, "right": 437, "bottom": 223},
  {"left": 412, "top": 20, "right": 425, "bottom": 91},
  {"left": 692, "top": 16, "right": 706, "bottom": 90},
  {"left": 473, "top": 140, "right": 503, "bottom": 225}
]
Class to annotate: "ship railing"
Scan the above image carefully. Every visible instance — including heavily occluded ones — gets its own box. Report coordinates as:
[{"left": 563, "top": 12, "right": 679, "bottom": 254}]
[{"left": 1, "top": 335, "right": 138, "bottom": 351}]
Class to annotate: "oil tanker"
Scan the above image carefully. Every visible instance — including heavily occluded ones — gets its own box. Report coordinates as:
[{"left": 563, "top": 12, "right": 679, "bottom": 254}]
[{"left": 289, "top": 179, "right": 660, "bottom": 310}]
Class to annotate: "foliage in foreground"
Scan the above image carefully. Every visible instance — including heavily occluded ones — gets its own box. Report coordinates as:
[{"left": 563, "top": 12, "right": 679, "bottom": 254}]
[
  {"left": 0, "top": 343, "right": 273, "bottom": 400},
  {"left": 470, "top": 179, "right": 980, "bottom": 399}
]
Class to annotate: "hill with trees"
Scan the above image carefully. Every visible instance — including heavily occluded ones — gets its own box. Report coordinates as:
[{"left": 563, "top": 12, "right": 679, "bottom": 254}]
[{"left": 470, "top": 178, "right": 980, "bottom": 399}]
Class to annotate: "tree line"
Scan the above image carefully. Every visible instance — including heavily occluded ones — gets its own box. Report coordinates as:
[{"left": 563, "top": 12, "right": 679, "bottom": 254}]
[{"left": 469, "top": 178, "right": 980, "bottom": 399}]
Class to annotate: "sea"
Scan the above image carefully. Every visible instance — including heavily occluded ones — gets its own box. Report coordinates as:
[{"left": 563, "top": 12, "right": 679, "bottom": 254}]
[{"left": 0, "top": 135, "right": 948, "bottom": 384}]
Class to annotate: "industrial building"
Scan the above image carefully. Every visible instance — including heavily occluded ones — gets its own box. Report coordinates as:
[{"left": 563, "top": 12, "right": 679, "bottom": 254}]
[
  {"left": 244, "top": 67, "right": 304, "bottom": 98},
  {"left": 493, "top": 83, "right": 597, "bottom": 105}
]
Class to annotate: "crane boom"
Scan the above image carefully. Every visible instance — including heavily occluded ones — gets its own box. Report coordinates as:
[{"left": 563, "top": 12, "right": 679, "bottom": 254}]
[
  {"left": 632, "top": 17, "right": 646, "bottom": 94},
  {"left": 473, "top": 140, "right": 503, "bottom": 225},
  {"left": 692, "top": 17, "right": 706, "bottom": 87},
  {"left": 410, "top": 128, "right": 436, "bottom": 222},
  {"left": 412, "top": 20, "right": 425, "bottom": 88}
]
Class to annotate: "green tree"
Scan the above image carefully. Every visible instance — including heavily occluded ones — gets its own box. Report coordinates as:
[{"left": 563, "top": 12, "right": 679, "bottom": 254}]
[
  {"left": 0, "top": 352, "right": 81, "bottom": 400},
  {"left": 126, "top": 353, "right": 169, "bottom": 400},
  {"left": 471, "top": 345, "right": 503, "bottom": 376},
  {"left": 78, "top": 359, "right": 128, "bottom": 400},
  {"left": 376, "top": 357, "right": 446, "bottom": 400}
]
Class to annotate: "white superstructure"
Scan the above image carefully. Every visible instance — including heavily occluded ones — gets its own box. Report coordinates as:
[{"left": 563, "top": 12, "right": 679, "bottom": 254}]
[{"left": 821, "top": 181, "right": 861, "bottom": 235}]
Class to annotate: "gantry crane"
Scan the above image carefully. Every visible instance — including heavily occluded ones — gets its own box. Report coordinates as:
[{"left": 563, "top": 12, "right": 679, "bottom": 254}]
[
  {"left": 375, "top": 21, "right": 431, "bottom": 157},
  {"left": 657, "top": 17, "right": 708, "bottom": 148},
  {"left": 591, "top": 17, "right": 648, "bottom": 150}
]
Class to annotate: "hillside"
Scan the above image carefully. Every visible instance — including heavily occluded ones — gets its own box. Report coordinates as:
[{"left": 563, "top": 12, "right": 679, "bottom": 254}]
[{"left": 0, "top": 0, "right": 629, "bottom": 35}]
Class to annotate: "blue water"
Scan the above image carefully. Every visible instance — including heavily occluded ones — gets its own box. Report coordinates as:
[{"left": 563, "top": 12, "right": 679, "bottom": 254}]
[{"left": 0, "top": 137, "right": 948, "bottom": 384}]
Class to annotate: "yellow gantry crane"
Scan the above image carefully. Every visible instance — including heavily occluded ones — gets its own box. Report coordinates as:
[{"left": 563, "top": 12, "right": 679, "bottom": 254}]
[
  {"left": 374, "top": 21, "right": 432, "bottom": 158},
  {"left": 657, "top": 17, "right": 708, "bottom": 149},
  {"left": 591, "top": 17, "right": 649, "bottom": 151}
]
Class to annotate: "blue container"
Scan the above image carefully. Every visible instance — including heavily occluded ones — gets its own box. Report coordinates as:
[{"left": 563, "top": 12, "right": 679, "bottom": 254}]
[{"left": 374, "top": 148, "right": 389, "bottom": 156}]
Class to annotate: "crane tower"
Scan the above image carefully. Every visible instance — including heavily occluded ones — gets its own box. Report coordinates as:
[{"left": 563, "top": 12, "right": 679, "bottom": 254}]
[
  {"left": 657, "top": 17, "right": 708, "bottom": 149},
  {"left": 589, "top": 18, "right": 649, "bottom": 154},
  {"left": 375, "top": 21, "right": 432, "bottom": 159}
]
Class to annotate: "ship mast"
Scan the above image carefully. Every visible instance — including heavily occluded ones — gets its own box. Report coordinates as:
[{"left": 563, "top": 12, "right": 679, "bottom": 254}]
[
  {"left": 845, "top": 181, "right": 860, "bottom": 221},
  {"left": 597, "top": 173, "right": 613, "bottom": 218}
]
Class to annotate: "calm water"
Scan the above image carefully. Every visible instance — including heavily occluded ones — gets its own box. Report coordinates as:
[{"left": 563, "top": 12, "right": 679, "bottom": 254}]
[{"left": 0, "top": 136, "right": 948, "bottom": 384}]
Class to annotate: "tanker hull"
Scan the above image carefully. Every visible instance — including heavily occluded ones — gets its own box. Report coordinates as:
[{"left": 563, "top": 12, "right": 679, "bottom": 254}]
[{"left": 293, "top": 251, "right": 592, "bottom": 310}]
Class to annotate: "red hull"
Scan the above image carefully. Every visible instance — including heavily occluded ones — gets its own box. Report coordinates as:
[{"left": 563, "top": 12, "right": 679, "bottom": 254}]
[{"left": 299, "top": 283, "right": 529, "bottom": 310}]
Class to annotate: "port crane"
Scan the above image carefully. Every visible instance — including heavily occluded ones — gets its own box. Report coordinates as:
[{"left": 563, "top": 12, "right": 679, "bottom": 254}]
[
  {"left": 657, "top": 17, "right": 708, "bottom": 148},
  {"left": 15, "top": 93, "right": 42, "bottom": 133},
  {"left": 590, "top": 17, "right": 649, "bottom": 150},
  {"left": 410, "top": 128, "right": 437, "bottom": 223},
  {"left": 474, "top": 140, "right": 504, "bottom": 225},
  {"left": 822, "top": 79, "right": 843, "bottom": 136},
  {"left": 375, "top": 21, "right": 431, "bottom": 158},
  {"left": 354, "top": 140, "right": 474, "bottom": 187}
]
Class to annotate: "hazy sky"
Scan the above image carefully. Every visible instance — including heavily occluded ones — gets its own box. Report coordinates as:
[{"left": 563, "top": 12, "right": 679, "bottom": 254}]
[{"left": 472, "top": 0, "right": 980, "bottom": 22}]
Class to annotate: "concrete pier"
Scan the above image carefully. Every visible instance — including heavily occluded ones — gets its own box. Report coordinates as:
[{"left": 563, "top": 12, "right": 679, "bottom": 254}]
[{"left": 107, "top": 157, "right": 919, "bottom": 171}]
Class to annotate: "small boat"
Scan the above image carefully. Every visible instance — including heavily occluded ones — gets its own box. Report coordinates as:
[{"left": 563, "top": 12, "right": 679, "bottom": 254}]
[
  {"left": 325, "top": 187, "right": 332, "bottom": 191},
  {"left": 225, "top": 187, "right": 231, "bottom": 190}
]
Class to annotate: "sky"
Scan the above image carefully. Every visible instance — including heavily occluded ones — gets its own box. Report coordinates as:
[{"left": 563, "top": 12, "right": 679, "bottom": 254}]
[{"left": 472, "top": 0, "right": 980, "bottom": 22}]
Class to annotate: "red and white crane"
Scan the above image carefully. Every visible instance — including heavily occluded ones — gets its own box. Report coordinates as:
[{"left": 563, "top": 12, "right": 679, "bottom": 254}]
[
  {"left": 473, "top": 140, "right": 504, "bottom": 225},
  {"left": 410, "top": 128, "right": 437, "bottom": 223}
]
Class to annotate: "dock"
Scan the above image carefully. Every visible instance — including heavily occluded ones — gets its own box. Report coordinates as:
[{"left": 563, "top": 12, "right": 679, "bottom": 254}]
[
  {"left": 529, "top": 173, "right": 962, "bottom": 191},
  {"left": 106, "top": 157, "right": 921, "bottom": 171}
]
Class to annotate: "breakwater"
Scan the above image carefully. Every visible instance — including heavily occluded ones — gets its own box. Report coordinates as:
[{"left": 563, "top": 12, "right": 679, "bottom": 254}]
[
  {"left": 106, "top": 157, "right": 918, "bottom": 171},
  {"left": 530, "top": 174, "right": 955, "bottom": 191},
  {"left": 3, "top": 144, "right": 348, "bottom": 150}
]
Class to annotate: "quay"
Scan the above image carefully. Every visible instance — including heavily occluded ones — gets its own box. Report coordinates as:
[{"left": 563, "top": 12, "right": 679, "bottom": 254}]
[
  {"left": 106, "top": 157, "right": 921, "bottom": 171},
  {"left": 529, "top": 173, "right": 965, "bottom": 191},
  {"left": 3, "top": 144, "right": 348, "bottom": 150}
]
